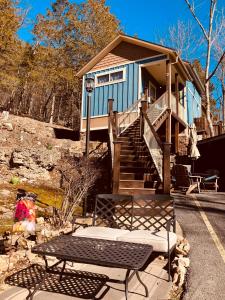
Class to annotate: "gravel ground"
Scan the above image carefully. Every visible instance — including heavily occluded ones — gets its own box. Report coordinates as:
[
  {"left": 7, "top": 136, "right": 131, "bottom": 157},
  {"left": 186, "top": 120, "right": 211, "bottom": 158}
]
[{"left": 174, "top": 192, "right": 225, "bottom": 300}]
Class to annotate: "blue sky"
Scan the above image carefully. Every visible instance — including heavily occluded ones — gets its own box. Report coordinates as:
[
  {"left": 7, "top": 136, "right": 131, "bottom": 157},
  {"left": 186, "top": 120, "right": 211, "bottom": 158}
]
[{"left": 18, "top": 0, "right": 224, "bottom": 44}]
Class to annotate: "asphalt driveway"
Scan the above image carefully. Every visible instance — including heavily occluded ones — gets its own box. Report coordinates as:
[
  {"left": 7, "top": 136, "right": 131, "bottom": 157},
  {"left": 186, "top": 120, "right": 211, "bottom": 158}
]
[{"left": 174, "top": 192, "right": 225, "bottom": 300}]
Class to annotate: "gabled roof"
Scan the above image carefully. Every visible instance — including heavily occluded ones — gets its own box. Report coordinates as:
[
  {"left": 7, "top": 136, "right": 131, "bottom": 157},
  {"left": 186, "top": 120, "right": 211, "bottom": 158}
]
[{"left": 76, "top": 34, "right": 191, "bottom": 79}]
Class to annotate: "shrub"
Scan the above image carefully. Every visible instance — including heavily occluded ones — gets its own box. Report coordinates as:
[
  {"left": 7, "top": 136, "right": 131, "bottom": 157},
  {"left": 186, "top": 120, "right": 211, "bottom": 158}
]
[{"left": 53, "top": 155, "right": 99, "bottom": 227}]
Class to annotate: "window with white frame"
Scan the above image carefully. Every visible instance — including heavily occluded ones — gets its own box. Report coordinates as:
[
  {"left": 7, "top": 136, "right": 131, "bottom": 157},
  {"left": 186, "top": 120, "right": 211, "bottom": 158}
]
[{"left": 95, "top": 68, "right": 126, "bottom": 86}]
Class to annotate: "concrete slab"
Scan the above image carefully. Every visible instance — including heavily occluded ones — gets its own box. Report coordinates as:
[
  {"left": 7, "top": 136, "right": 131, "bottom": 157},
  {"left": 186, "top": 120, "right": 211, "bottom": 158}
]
[{"left": 0, "top": 257, "right": 171, "bottom": 300}]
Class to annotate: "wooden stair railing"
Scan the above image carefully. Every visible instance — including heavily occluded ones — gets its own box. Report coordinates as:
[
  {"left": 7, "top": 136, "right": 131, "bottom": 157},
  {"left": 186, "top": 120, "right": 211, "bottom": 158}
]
[
  {"left": 108, "top": 99, "right": 121, "bottom": 193},
  {"left": 140, "top": 101, "right": 164, "bottom": 182}
]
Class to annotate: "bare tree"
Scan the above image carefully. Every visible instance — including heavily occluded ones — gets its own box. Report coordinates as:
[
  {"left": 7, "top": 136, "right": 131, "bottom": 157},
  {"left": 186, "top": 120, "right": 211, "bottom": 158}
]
[
  {"left": 184, "top": 0, "right": 224, "bottom": 136},
  {"left": 158, "top": 20, "right": 200, "bottom": 60},
  {"left": 213, "top": 37, "right": 225, "bottom": 122}
]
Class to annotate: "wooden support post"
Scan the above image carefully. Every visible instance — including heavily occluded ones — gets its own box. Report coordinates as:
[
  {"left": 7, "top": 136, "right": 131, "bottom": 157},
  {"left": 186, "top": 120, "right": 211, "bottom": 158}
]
[
  {"left": 218, "top": 121, "right": 223, "bottom": 135},
  {"left": 166, "top": 60, "right": 172, "bottom": 144},
  {"left": 139, "top": 107, "right": 144, "bottom": 137},
  {"left": 175, "top": 121, "right": 179, "bottom": 154},
  {"left": 108, "top": 98, "right": 114, "bottom": 134},
  {"left": 175, "top": 73, "right": 179, "bottom": 116},
  {"left": 108, "top": 98, "right": 114, "bottom": 113},
  {"left": 141, "top": 99, "right": 148, "bottom": 113},
  {"left": 140, "top": 99, "right": 148, "bottom": 137},
  {"left": 163, "top": 142, "right": 171, "bottom": 194},
  {"left": 112, "top": 141, "right": 121, "bottom": 193},
  {"left": 113, "top": 111, "right": 118, "bottom": 136}
]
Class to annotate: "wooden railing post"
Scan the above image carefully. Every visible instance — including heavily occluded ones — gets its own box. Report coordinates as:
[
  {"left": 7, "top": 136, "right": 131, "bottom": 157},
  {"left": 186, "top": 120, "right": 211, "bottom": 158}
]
[
  {"left": 139, "top": 107, "right": 143, "bottom": 137},
  {"left": 112, "top": 141, "right": 121, "bottom": 193},
  {"left": 141, "top": 99, "right": 148, "bottom": 113},
  {"left": 108, "top": 98, "right": 114, "bottom": 135},
  {"left": 163, "top": 142, "right": 171, "bottom": 194},
  {"left": 113, "top": 111, "right": 118, "bottom": 136},
  {"left": 108, "top": 98, "right": 114, "bottom": 113}
]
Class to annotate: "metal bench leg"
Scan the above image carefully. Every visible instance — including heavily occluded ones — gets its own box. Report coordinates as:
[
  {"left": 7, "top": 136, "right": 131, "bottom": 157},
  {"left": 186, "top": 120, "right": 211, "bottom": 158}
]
[{"left": 136, "top": 271, "right": 149, "bottom": 297}]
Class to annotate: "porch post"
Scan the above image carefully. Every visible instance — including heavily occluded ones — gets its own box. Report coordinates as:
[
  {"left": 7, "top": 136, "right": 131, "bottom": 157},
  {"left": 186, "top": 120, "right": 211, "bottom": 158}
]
[
  {"left": 163, "top": 142, "right": 171, "bottom": 194},
  {"left": 108, "top": 98, "right": 114, "bottom": 134},
  {"left": 108, "top": 98, "right": 114, "bottom": 113},
  {"left": 166, "top": 60, "right": 172, "bottom": 143},
  {"left": 175, "top": 73, "right": 179, "bottom": 116},
  {"left": 164, "top": 60, "right": 172, "bottom": 194},
  {"left": 175, "top": 121, "right": 179, "bottom": 153},
  {"left": 114, "top": 111, "right": 118, "bottom": 136},
  {"left": 113, "top": 141, "right": 121, "bottom": 193}
]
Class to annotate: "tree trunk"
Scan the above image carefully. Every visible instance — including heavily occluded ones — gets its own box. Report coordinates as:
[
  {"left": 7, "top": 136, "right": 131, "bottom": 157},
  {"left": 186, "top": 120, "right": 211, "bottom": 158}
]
[
  {"left": 49, "top": 94, "right": 56, "bottom": 124},
  {"left": 222, "top": 81, "right": 225, "bottom": 124}
]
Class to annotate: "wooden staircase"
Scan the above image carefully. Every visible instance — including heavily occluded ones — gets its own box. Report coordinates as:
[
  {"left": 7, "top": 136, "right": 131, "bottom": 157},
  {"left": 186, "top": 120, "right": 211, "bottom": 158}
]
[{"left": 117, "top": 119, "right": 159, "bottom": 195}]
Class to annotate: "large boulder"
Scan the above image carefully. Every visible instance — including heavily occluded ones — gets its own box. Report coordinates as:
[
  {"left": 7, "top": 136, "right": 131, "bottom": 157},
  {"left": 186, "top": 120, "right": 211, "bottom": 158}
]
[{"left": 11, "top": 147, "right": 61, "bottom": 180}]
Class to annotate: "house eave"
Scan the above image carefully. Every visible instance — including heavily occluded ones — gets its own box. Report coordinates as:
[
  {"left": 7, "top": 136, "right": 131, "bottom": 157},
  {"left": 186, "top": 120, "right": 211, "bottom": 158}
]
[{"left": 76, "top": 34, "right": 186, "bottom": 78}]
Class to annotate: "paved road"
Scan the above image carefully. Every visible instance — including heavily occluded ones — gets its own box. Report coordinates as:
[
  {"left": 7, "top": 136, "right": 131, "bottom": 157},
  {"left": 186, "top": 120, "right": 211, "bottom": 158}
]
[{"left": 174, "top": 192, "right": 225, "bottom": 300}]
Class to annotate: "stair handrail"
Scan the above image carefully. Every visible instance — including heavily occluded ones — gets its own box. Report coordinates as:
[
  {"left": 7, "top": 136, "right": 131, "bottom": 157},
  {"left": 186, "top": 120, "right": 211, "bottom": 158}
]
[
  {"left": 118, "top": 98, "right": 142, "bottom": 135},
  {"left": 142, "top": 112, "right": 163, "bottom": 150},
  {"left": 142, "top": 111, "right": 163, "bottom": 181},
  {"left": 147, "top": 92, "right": 168, "bottom": 125}
]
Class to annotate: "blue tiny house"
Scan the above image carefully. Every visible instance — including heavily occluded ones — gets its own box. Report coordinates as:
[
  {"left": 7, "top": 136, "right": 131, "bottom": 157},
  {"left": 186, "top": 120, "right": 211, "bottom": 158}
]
[
  {"left": 78, "top": 35, "right": 203, "bottom": 134},
  {"left": 77, "top": 35, "right": 205, "bottom": 194}
]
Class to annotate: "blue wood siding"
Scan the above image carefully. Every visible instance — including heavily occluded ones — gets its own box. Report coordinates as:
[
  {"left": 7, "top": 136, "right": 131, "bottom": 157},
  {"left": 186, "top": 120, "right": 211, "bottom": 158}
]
[
  {"left": 82, "top": 55, "right": 167, "bottom": 117},
  {"left": 186, "top": 81, "right": 202, "bottom": 125}
]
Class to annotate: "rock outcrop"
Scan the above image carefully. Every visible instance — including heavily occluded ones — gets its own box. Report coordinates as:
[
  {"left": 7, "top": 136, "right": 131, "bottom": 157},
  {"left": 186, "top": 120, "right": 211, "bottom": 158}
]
[{"left": 0, "top": 112, "right": 107, "bottom": 186}]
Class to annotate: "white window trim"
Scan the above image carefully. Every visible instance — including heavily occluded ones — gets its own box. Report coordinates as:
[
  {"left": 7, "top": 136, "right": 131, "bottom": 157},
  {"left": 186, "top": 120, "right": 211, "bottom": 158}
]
[{"left": 95, "top": 67, "right": 126, "bottom": 87}]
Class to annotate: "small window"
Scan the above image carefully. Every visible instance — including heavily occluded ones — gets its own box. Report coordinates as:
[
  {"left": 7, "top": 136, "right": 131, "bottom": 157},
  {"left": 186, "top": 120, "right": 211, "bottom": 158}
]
[
  {"left": 97, "top": 74, "right": 109, "bottom": 84},
  {"left": 110, "top": 71, "right": 123, "bottom": 81},
  {"left": 95, "top": 68, "right": 125, "bottom": 87}
]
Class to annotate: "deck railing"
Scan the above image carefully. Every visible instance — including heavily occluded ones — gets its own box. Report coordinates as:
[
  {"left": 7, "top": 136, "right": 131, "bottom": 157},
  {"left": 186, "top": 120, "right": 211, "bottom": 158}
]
[{"left": 171, "top": 93, "right": 187, "bottom": 122}]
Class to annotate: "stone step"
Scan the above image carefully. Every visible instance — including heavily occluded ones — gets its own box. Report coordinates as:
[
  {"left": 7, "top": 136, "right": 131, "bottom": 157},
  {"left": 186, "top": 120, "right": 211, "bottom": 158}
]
[
  {"left": 119, "top": 180, "right": 144, "bottom": 188},
  {"left": 118, "top": 187, "right": 156, "bottom": 195}
]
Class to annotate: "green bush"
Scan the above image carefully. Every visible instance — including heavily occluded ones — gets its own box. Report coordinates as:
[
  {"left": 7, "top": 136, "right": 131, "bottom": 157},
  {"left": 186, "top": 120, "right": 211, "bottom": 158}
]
[{"left": 10, "top": 176, "right": 20, "bottom": 185}]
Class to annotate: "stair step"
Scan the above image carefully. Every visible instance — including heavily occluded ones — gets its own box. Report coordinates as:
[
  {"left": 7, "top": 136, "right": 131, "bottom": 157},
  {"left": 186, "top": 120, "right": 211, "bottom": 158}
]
[
  {"left": 120, "top": 154, "right": 136, "bottom": 161},
  {"left": 120, "top": 150, "right": 135, "bottom": 155},
  {"left": 120, "top": 166, "right": 145, "bottom": 173},
  {"left": 120, "top": 161, "right": 144, "bottom": 167},
  {"left": 119, "top": 180, "right": 144, "bottom": 188},
  {"left": 117, "top": 137, "right": 130, "bottom": 141},
  {"left": 120, "top": 173, "right": 144, "bottom": 180},
  {"left": 118, "top": 188, "right": 156, "bottom": 195},
  {"left": 121, "top": 146, "right": 135, "bottom": 151}
]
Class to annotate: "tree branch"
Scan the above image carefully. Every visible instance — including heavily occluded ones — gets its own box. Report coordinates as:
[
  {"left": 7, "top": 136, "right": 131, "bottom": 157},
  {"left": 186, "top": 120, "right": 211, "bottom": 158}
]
[
  {"left": 184, "top": 0, "right": 209, "bottom": 40},
  {"left": 207, "top": 51, "right": 225, "bottom": 82}
]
